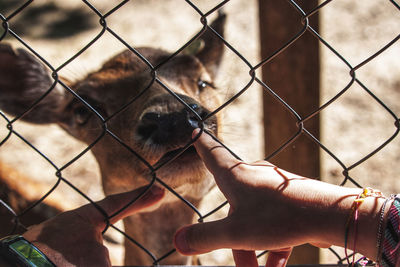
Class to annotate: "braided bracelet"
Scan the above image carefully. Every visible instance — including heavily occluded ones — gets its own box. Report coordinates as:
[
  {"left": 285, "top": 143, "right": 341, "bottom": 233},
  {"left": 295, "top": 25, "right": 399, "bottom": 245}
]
[
  {"left": 376, "top": 195, "right": 394, "bottom": 264},
  {"left": 379, "top": 195, "right": 400, "bottom": 267}
]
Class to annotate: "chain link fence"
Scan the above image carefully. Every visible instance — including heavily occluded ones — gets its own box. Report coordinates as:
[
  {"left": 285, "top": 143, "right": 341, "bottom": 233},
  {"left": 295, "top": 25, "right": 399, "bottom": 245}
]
[{"left": 0, "top": 0, "right": 399, "bottom": 265}]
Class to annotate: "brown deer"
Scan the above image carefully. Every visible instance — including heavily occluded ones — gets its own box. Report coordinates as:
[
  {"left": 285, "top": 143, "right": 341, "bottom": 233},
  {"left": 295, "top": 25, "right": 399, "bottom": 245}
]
[{"left": 0, "top": 14, "right": 226, "bottom": 265}]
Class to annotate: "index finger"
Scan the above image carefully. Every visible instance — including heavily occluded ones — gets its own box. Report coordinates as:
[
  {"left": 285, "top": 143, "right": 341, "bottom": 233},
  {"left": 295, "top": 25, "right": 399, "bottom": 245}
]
[
  {"left": 192, "top": 129, "right": 241, "bottom": 177},
  {"left": 193, "top": 129, "right": 243, "bottom": 198},
  {"left": 76, "top": 185, "right": 165, "bottom": 229}
]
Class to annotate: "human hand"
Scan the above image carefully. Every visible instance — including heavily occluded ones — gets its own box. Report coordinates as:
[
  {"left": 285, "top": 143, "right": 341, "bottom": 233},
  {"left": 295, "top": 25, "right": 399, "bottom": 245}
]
[
  {"left": 174, "top": 129, "right": 381, "bottom": 266},
  {"left": 23, "top": 185, "right": 165, "bottom": 267}
]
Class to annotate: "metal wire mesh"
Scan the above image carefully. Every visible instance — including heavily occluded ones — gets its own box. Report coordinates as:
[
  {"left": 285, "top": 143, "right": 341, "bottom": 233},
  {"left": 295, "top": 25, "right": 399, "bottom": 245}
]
[{"left": 0, "top": 0, "right": 399, "bottom": 266}]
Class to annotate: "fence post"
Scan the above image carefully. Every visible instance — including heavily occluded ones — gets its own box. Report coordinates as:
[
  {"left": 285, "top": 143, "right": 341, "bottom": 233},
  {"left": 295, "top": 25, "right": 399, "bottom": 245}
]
[{"left": 258, "top": 0, "right": 320, "bottom": 265}]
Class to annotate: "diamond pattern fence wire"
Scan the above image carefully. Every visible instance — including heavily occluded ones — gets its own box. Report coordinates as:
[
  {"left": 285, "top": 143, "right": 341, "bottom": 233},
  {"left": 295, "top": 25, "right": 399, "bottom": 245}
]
[{"left": 0, "top": 0, "right": 399, "bottom": 266}]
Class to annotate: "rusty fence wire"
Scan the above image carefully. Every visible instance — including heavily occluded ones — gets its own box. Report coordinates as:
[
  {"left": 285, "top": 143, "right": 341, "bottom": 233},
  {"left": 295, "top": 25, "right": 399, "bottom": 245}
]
[{"left": 0, "top": 0, "right": 399, "bottom": 266}]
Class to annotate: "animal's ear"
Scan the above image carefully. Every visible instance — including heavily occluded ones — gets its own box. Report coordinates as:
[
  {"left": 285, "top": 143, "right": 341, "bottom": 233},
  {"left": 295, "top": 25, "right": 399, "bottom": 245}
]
[
  {"left": 0, "top": 43, "right": 67, "bottom": 124},
  {"left": 186, "top": 13, "right": 226, "bottom": 79}
]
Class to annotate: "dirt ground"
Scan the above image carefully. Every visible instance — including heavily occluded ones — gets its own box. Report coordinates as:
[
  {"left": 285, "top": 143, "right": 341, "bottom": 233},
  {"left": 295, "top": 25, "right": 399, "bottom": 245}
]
[{"left": 0, "top": 0, "right": 399, "bottom": 265}]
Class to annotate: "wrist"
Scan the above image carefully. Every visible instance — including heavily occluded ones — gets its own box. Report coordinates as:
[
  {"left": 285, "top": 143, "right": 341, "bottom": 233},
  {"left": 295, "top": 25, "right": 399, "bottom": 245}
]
[
  {"left": 307, "top": 184, "right": 359, "bottom": 246},
  {"left": 350, "top": 193, "right": 389, "bottom": 260},
  {"left": 310, "top": 186, "right": 389, "bottom": 260}
]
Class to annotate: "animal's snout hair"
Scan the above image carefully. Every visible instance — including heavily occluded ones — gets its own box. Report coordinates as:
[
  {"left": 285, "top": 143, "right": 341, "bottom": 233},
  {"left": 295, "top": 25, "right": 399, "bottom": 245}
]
[{"left": 137, "top": 93, "right": 217, "bottom": 146}]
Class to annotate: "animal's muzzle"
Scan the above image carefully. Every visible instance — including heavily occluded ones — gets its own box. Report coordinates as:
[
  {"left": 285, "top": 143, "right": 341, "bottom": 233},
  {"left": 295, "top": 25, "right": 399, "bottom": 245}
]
[{"left": 137, "top": 95, "right": 217, "bottom": 146}]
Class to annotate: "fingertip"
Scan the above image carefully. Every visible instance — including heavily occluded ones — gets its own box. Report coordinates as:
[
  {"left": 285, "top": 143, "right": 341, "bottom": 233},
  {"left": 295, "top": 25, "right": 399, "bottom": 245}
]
[
  {"left": 174, "top": 227, "right": 197, "bottom": 255},
  {"left": 191, "top": 128, "right": 217, "bottom": 152},
  {"left": 266, "top": 248, "right": 292, "bottom": 267},
  {"left": 232, "top": 250, "right": 259, "bottom": 267},
  {"left": 192, "top": 128, "right": 201, "bottom": 139},
  {"left": 102, "top": 185, "right": 166, "bottom": 226},
  {"left": 191, "top": 129, "right": 240, "bottom": 173},
  {"left": 139, "top": 185, "right": 165, "bottom": 206},
  {"left": 149, "top": 185, "right": 165, "bottom": 198}
]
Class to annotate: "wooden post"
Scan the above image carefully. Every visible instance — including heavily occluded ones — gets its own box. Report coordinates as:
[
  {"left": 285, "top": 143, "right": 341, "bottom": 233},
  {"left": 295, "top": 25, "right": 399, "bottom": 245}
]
[{"left": 258, "top": 1, "right": 320, "bottom": 265}]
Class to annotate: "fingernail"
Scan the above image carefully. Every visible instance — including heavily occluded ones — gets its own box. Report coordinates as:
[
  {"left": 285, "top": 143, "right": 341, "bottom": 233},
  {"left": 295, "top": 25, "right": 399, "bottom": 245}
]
[
  {"left": 174, "top": 227, "right": 194, "bottom": 255},
  {"left": 192, "top": 128, "right": 201, "bottom": 139},
  {"left": 149, "top": 186, "right": 165, "bottom": 197}
]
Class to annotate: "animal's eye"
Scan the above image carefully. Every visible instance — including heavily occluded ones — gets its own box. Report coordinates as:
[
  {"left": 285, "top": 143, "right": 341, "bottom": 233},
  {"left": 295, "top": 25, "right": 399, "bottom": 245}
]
[
  {"left": 74, "top": 106, "right": 92, "bottom": 125},
  {"left": 197, "top": 79, "right": 215, "bottom": 91}
]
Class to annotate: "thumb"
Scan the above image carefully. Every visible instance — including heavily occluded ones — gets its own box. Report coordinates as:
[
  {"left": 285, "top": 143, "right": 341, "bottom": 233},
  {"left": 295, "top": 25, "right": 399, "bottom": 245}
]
[
  {"left": 174, "top": 218, "right": 237, "bottom": 255},
  {"left": 77, "top": 185, "right": 165, "bottom": 228}
]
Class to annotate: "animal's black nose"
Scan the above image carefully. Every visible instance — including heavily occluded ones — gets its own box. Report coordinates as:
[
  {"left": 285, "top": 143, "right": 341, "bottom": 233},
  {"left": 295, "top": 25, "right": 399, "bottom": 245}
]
[
  {"left": 186, "top": 103, "right": 209, "bottom": 129},
  {"left": 137, "top": 102, "right": 211, "bottom": 145}
]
